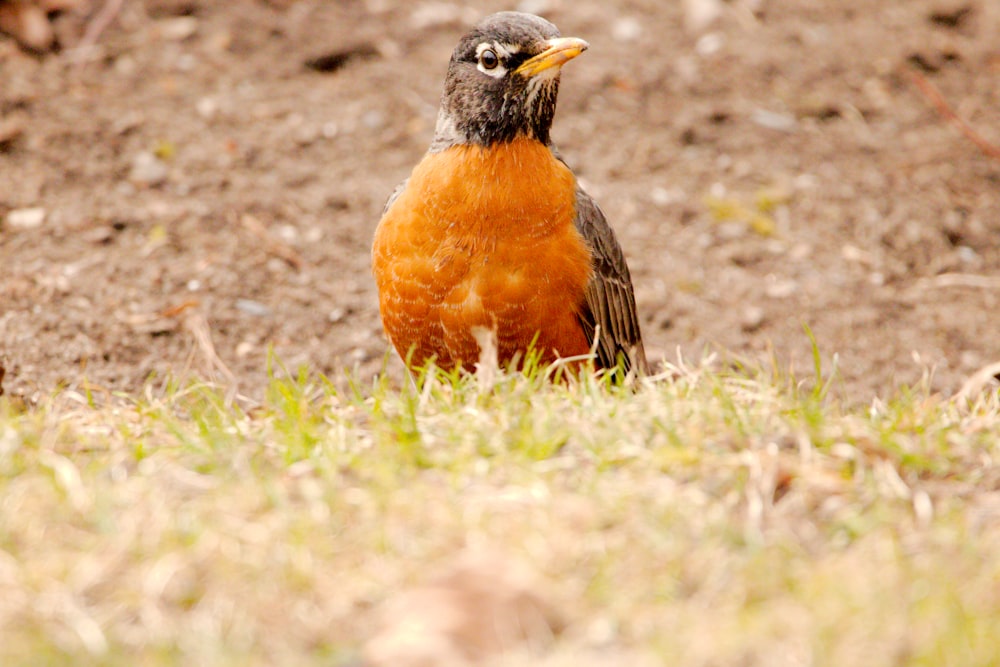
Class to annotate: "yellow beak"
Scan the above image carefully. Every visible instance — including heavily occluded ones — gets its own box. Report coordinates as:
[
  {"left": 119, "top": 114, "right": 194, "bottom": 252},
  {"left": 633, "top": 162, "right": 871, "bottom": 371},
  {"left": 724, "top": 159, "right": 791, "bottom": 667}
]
[{"left": 514, "top": 37, "right": 589, "bottom": 77}]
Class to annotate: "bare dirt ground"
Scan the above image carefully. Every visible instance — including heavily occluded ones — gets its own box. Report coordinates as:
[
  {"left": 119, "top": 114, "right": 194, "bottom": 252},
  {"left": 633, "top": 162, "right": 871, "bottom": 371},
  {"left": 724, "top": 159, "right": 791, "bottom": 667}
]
[{"left": 1, "top": 0, "right": 998, "bottom": 403}]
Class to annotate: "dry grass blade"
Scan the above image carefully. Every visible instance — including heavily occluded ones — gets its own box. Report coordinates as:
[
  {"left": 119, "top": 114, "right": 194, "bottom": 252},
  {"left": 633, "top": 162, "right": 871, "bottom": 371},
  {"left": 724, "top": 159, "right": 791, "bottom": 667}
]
[
  {"left": 161, "top": 303, "right": 238, "bottom": 403},
  {"left": 954, "top": 360, "right": 1000, "bottom": 402},
  {"left": 72, "top": 0, "right": 123, "bottom": 67},
  {"left": 906, "top": 67, "right": 1000, "bottom": 162},
  {"left": 914, "top": 273, "right": 1000, "bottom": 291}
]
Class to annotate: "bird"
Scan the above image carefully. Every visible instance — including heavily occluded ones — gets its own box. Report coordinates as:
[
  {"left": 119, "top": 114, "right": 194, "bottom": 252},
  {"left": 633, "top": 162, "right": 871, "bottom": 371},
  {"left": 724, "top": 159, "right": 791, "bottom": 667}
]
[{"left": 372, "top": 11, "right": 647, "bottom": 377}]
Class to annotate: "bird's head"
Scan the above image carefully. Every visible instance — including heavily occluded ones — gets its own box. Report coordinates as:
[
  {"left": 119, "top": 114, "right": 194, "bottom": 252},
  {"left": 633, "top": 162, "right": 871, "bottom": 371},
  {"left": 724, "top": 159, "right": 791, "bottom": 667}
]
[{"left": 431, "top": 12, "right": 588, "bottom": 150}]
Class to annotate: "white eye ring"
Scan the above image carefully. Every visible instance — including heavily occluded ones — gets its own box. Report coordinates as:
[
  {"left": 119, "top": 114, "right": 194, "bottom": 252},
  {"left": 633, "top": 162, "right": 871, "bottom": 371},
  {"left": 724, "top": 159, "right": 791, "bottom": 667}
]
[{"left": 475, "top": 42, "right": 508, "bottom": 77}]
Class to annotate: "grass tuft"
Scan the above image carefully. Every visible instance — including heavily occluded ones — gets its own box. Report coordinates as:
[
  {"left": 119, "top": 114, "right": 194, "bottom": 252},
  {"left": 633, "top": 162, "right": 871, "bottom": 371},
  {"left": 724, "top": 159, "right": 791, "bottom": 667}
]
[{"left": 0, "top": 355, "right": 998, "bottom": 665}]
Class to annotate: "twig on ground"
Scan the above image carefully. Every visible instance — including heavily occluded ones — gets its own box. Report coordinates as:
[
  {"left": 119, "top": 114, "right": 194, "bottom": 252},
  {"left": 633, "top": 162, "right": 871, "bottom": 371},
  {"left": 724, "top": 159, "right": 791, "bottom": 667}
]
[
  {"left": 72, "top": 0, "right": 124, "bottom": 67},
  {"left": 906, "top": 67, "right": 1000, "bottom": 162},
  {"left": 913, "top": 273, "right": 1000, "bottom": 291}
]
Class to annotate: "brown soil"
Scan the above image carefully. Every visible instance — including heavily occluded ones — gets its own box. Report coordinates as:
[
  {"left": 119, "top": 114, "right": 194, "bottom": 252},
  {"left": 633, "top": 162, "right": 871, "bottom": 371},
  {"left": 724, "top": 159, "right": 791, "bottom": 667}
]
[{"left": 1, "top": 0, "right": 998, "bottom": 403}]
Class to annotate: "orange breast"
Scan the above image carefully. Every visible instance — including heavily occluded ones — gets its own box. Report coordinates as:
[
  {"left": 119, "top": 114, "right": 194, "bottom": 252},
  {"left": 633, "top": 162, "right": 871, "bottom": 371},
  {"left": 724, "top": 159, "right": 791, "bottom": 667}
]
[{"left": 372, "top": 137, "right": 593, "bottom": 370}]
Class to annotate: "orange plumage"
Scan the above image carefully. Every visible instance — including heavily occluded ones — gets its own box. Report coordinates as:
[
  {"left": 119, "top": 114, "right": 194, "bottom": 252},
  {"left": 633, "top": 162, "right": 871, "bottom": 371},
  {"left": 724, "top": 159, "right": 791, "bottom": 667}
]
[{"left": 372, "top": 138, "right": 592, "bottom": 370}]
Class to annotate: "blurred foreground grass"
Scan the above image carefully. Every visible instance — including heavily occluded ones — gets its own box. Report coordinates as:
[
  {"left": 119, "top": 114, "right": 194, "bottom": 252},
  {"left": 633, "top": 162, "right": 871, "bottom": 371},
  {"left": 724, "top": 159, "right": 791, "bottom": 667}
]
[{"left": 1, "top": 356, "right": 999, "bottom": 666}]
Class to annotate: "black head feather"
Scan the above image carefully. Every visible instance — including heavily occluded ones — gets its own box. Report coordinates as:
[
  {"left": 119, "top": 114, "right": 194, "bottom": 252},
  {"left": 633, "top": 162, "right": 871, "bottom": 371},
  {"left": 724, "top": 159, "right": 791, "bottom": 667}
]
[{"left": 430, "top": 12, "right": 582, "bottom": 150}]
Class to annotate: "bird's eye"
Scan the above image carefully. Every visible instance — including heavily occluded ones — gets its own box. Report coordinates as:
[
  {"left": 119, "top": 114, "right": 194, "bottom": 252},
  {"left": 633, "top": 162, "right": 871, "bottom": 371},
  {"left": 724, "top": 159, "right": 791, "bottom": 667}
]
[{"left": 479, "top": 49, "right": 499, "bottom": 70}]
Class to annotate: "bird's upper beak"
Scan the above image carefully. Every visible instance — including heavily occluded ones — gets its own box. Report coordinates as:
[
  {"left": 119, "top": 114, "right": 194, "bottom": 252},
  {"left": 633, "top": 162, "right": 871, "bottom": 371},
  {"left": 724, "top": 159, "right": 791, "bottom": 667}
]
[{"left": 514, "top": 37, "right": 589, "bottom": 77}]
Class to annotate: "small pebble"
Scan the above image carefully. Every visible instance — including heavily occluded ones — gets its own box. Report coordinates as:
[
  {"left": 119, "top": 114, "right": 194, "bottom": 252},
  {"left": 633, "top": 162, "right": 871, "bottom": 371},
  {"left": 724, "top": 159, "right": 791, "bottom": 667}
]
[
  {"left": 328, "top": 307, "right": 347, "bottom": 323},
  {"left": 612, "top": 17, "right": 642, "bottom": 42},
  {"left": 740, "top": 305, "right": 765, "bottom": 332},
  {"left": 158, "top": 16, "right": 199, "bottom": 41},
  {"left": 765, "top": 278, "right": 798, "bottom": 299},
  {"left": 517, "top": 0, "right": 556, "bottom": 14},
  {"left": 196, "top": 97, "right": 217, "bottom": 119},
  {"left": 695, "top": 32, "right": 724, "bottom": 56},
  {"left": 129, "top": 152, "right": 168, "bottom": 186},
  {"left": 321, "top": 122, "right": 339, "bottom": 138},
  {"left": 83, "top": 226, "right": 114, "bottom": 244},
  {"left": 6, "top": 207, "right": 46, "bottom": 229},
  {"left": 650, "top": 186, "right": 684, "bottom": 207},
  {"left": 277, "top": 224, "right": 298, "bottom": 242},
  {"left": 362, "top": 110, "right": 384, "bottom": 129},
  {"left": 957, "top": 246, "right": 980, "bottom": 265},
  {"left": 751, "top": 109, "right": 798, "bottom": 133},
  {"left": 684, "top": 0, "right": 723, "bottom": 33},
  {"left": 236, "top": 299, "right": 271, "bottom": 317}
]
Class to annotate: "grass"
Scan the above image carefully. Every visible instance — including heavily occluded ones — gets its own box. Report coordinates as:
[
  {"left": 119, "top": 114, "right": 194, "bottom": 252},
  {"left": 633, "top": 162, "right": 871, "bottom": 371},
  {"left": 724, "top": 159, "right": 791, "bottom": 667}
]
[{"left": 0, "top": 354, "right": 998, "bottom": 666}]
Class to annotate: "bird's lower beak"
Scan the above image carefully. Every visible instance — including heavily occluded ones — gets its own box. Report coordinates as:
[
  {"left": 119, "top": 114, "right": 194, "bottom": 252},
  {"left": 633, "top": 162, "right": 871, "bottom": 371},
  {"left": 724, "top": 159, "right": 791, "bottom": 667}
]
[{"left": 514, "top": 37, "right": 589, "bottom": 77}]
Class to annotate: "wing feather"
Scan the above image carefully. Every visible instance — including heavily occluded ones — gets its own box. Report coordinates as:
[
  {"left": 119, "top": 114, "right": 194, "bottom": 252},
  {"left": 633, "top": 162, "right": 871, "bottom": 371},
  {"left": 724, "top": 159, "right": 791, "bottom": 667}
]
[{"left": 573, "top": 188, "right": 648, "bottom": 375}]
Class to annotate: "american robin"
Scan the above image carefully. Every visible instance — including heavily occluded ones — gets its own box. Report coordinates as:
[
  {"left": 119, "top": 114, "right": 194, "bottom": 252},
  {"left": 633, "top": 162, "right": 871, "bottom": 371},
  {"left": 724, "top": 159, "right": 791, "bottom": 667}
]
[{"left": 372, "top": 11, "right": 647, "bottom": 376}]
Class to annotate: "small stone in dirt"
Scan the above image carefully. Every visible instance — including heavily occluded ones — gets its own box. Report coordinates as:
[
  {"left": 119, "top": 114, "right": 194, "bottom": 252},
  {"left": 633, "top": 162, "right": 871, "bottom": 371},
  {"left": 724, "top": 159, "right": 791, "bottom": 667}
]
[
  {"left": 613, "top": 17, "right": 642, "bottom": 42},
  {"left": 236, "top": 299, "right": 271, "bottom": 317},
  {"left": 83, "top": 226, "right": 115, "bottom": 244},
  {"left": 741, "top": 305, "right": 766, "bottom": 332},
  {"left": 6, "top": 207, "right": 46, "bottom": 229},
  {"left": 196, "top": 97, "right": 217, "bottom": 119},
  {"left": 362, "top": 110, "right": 384, "bottom": 129},
  {"left": 751, "top": 109, "right": 798, "bottom": 133},
  {"left": 129, "top": 152, "right": 168, "bottom": 187},
  {"left": 695, "top": 32, "right": 723, "bottom": 56},
  {"left": 650, "top": 186, "right": 684, "bottom": 207},
  {"left": 517, "top": 0, "right": 554, "bottom": 15},
  {"left": 156, "top": 16, "right": 199, "bottom": 41},
  {"left": 956, "top": 246, "right": 980, "bottom": 266},
  {"left": 765, "top": 278, "right": 798, "bottom": 299},
  {"left": 328, "top": 307, "right": 347, "bottom": 323},
  {"left": 684, "top": 0, "right": 723, "bottom": 34}
]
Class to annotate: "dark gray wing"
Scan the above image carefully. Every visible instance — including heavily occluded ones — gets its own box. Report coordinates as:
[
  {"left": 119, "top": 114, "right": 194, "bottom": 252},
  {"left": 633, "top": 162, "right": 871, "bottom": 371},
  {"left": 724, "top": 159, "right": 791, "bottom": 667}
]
[{"left": 574, "top": 188, "right": 648, "bottom": 375}]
